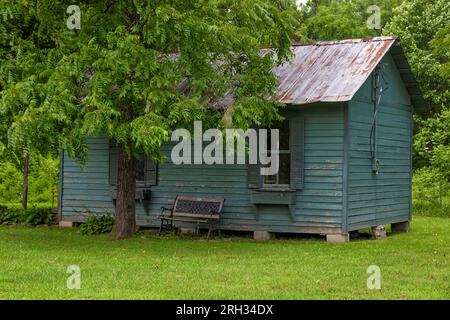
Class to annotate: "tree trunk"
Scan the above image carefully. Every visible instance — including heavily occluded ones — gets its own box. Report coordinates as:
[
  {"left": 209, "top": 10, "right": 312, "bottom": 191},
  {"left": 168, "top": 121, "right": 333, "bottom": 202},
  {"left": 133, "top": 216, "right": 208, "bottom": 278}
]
[
  {"left": 22, "top": 152, "right": 29, "bottom": 209},
  {"left": 112, "top": 144, "right": 137, "bottom": 240}
]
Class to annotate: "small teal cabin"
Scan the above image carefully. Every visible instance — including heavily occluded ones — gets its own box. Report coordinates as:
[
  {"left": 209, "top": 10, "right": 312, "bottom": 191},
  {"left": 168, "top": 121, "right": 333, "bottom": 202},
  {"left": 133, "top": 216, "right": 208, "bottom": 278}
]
[{"left": 59, "top": 37, "right": 425, "bottom": 241}]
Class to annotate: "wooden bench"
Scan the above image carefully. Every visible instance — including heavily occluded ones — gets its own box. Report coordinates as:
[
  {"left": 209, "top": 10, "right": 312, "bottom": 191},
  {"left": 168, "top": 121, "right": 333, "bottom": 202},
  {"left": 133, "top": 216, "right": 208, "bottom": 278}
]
[{"left": 158, "top": 196, "right": 225, "bottom": 239}]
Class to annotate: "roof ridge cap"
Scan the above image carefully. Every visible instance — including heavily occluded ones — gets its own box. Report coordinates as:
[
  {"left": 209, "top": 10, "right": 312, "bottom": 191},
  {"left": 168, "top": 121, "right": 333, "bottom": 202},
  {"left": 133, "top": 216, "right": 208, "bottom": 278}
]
[{"left": 292, "top": 36, "right": 399, "bottom": 47}]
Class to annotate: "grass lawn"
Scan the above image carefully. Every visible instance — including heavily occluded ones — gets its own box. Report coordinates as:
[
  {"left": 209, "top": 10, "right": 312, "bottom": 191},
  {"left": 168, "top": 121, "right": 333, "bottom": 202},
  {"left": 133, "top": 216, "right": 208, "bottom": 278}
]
[{"left": 0, "top": 216, "right": 449, "bottom": 299}]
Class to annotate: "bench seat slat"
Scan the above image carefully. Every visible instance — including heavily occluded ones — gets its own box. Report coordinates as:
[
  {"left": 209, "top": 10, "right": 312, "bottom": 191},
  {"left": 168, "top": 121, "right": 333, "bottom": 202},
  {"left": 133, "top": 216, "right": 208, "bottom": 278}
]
[
  {"left": 172, "top": 212, "right": 220, "bottom": 219},
  {"left": 160, "top": 214, "right": 219, "bottom": 220},
  {"left": 161, "top": 218, "right": 212, "bottom": 223}
]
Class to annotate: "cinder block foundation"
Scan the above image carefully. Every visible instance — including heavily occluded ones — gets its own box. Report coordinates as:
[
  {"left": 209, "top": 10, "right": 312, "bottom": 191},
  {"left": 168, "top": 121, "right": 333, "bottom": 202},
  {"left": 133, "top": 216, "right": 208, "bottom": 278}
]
[
  {"left": 253, "top": 231, "right": 274, "bottom": 241},
  {"left": 391, "top": 221, "right": 410, "bottom": 234},
  {"left": 59, "top": 221, "right": 74, "bottom": 228},
  {"left": 326, "top": 233, "right": 349, "bottom": 243},
  {"left": 371, "top": 225, "right": 387, "bottom": 239}
]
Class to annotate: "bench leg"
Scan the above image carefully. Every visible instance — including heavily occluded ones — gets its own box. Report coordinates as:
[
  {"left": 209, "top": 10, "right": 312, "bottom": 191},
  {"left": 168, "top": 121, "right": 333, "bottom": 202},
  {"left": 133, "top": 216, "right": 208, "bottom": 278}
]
[
  {"left": 196, "top": 222, "right": 200, "bottom": 235},
  {"left": 207, "top": 219, "right": 220, "bottom": 240},
  {"left": 159, "top": 219, "right": 172, "bottom": 234},
  {"left": 208, "top": 220, "right": 220, "bottom": 240},
  {"left": 215, "top": 221, "right": 221, "bottom": 239},
  {"left": 159, "top": 219, "right": 164, "bottom": 234},
  {"left": 207, "top": 223, "right": 213, "bottom": 240}
]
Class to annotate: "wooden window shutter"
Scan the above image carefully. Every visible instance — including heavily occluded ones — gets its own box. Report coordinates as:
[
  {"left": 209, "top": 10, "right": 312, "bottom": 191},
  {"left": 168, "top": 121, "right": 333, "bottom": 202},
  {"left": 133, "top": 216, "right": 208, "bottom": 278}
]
[
  {"left": 290, "top": 115, "right": 305, "bottom": 190},
  {"left": 246, "top": 163, "right": 261, "bottom": 189},
  {"left": 145, "top": 157, "right": 158, "bottom": 186},
  {"left": 246, "top": 126, "right": 261, "bottom": 189},
  {"left": 109, "top": 140, "right": 119, "bottom": 186}
]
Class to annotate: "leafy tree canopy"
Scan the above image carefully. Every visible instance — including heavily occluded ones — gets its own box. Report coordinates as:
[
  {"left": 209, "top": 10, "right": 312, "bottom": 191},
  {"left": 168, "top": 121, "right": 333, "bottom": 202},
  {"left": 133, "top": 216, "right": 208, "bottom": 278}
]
[
  {"left": 383, "top": 0, "right": 449, "bottom": 112},
  {"left": 383, "top": 0, "right": 449, "bottom": 172},
  {"left": 1, "top": 0, "right": 301, "bottom": 238},
  {"left": 414, "top": 107, "right": 450, "bottom": 174},
  {"left": 297, "top": 0, "right": 403, "bottom": 41},
  {"left": 1, "top": 0, "right": 300, "bottom": 163},
  {"left": 0, "top": 1, "right": 72, "bottom": 162}
]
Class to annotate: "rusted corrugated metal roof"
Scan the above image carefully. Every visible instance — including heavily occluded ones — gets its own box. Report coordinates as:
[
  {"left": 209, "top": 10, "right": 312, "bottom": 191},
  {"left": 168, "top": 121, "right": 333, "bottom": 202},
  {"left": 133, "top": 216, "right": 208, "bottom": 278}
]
[
  {"left": 274, "top": 37, "right": 398, "bottom": 105},
  {"left": 211, "top": 37, "right": 425, "bottom": 111}
]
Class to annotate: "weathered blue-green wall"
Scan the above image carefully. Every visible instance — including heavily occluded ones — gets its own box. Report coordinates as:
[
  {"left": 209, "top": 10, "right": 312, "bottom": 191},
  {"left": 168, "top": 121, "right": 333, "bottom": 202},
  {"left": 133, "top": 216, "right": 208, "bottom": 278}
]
[
  {"left": 61, "top": 104, "right": 345, "bottom": 234},
  {"left": 61, "top": 138, "right": 114, "bottom": 220},
  {"left": 347, "top": 52, "right": 413, "bottom": 231}
]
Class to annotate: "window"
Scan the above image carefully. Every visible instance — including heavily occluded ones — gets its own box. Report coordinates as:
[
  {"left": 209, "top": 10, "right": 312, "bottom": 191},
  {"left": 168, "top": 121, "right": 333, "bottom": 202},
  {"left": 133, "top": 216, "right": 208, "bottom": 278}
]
[
  {"left": 247, "top": 115, "right": 304, "bottom": 191},
  {"left": 263, "top": 120, "right": 290, "bottom": 188}
]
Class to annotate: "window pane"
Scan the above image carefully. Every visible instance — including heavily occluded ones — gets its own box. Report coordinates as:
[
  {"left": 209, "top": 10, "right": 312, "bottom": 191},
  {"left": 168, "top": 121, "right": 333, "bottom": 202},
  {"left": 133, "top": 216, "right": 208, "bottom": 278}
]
[
  {"left": 267, "top": 120, "right": 289, "bottom": 151},
  {"left": 264, "top": 174, "right": 277, "bottom": 185},
  {"left": 279, "top": 121, "right": 290, "bottom": 151},
  {"left": 278, "top": 154, "right": 290, "bottom": 185},
  {"left": 262, "top": 120, "right": 290, "bottom": 187}
]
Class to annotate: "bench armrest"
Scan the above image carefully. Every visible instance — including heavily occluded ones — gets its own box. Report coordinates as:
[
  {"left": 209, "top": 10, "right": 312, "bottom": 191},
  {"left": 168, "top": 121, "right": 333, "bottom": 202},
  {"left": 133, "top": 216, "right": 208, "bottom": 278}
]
[
  {"left": 159, "top": 206, "right": 173, "bottom": 218},
  {"left": 208, "top": 209, "right": 220, "bottom": 218}
]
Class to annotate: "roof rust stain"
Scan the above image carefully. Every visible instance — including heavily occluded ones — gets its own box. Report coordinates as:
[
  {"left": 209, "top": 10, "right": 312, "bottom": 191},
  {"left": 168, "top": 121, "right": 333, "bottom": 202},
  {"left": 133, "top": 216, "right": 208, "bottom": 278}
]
[{"left": 273, "top": 37, "right": 398, "bottom": 105}]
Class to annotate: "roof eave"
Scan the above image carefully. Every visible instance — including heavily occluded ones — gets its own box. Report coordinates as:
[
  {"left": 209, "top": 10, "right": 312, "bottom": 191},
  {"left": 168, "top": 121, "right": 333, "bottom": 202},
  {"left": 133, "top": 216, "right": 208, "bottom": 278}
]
[{"left": 389, "top": 39, "right": 428, "bottom": 112}]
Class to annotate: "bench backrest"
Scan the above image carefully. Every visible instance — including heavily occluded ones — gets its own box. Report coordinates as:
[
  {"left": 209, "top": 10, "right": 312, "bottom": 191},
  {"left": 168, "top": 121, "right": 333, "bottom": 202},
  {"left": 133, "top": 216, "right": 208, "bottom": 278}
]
[{"left": 172, "top": 196, "right": 224, "bottom": 218}]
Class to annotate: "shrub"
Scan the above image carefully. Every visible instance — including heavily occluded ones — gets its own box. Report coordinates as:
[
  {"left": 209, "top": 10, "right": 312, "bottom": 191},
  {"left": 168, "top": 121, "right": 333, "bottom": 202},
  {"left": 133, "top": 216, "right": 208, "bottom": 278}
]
[
  {"left": 413, "top": 198, "right": 450, "bottom": 217},
  {"left": 0, "top": 162, "right": 23, "bottom": 203},
  {"left": 413, "top": 167, "right": 449, "bottom": 206},
  {"left": 80, "top": 214, "right": 114, "bottom": 235},
  {"left": 413, "top": 167, "right": 450, "bottom": 217},
  {"left": 0, "top": 205, "right": 20, "bottom": 223},
  {"left": 21, "top": 207, "right": 55, "bottom": 225},
  {"left": 0, "top": 206, "right": 54, "bottom": 225}
]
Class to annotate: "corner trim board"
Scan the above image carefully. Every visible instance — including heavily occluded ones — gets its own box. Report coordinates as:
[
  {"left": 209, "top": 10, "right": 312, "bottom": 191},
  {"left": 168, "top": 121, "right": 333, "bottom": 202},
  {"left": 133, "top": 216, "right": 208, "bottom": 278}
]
[
  {"left": 58, "top": 151, "right": 64, "bottom": 221},
  {"left": 409, "top": 103, "right": 413, "bottom": 220},
  {"left": 342, "top": 102, "right": 349, "bottom": 233}
]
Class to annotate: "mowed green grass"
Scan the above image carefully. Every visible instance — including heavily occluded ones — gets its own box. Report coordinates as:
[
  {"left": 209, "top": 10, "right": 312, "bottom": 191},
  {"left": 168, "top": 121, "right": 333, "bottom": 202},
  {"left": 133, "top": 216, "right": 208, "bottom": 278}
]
[{"left": 0, "top": 216, "right": 449, "bottom": 299}]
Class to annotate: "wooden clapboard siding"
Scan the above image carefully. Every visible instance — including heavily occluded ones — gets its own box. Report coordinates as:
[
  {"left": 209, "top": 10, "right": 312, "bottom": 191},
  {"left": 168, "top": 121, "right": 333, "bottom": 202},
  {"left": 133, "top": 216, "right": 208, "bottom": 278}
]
[
  {"left": 60, "top": 104, "right": 345, "bottom": 234},
  {"left": 347, "top": 52, "right": 412, "bottom": 231},
  {"left": 293, "top": 105, "right": 344, "bottom": 228},
  {"left": 61, "top": 136, "right": 115, "bottom": 221}
]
